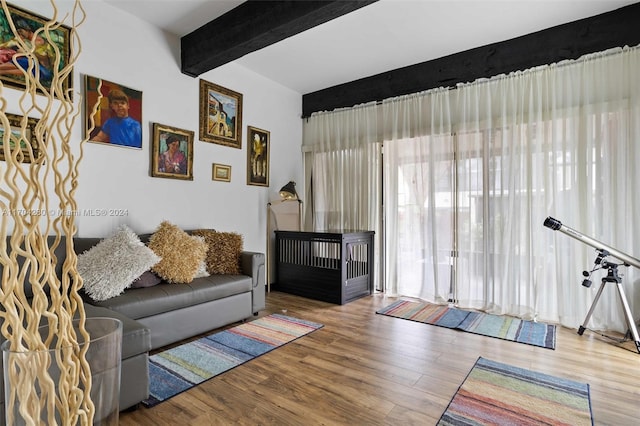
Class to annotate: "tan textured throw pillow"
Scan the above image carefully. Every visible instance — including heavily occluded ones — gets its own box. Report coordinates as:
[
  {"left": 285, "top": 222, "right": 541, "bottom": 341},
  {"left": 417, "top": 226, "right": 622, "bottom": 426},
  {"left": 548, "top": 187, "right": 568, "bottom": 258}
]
[
  {"left": 149, "top": 221, "right": 207, "bottom": 283},
  {"left": 192, "top": 229, "right": 243, "bottom": 274}
]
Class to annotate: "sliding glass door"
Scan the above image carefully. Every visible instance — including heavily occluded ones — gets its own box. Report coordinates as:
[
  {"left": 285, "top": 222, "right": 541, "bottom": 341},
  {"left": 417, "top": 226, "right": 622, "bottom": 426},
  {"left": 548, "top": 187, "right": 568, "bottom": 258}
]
[
  {"left": 305, "top": 45, "right": 640, "bottom": 331},
  {"left": 383, "top": 133, "right": 455, "bottom": 303}
]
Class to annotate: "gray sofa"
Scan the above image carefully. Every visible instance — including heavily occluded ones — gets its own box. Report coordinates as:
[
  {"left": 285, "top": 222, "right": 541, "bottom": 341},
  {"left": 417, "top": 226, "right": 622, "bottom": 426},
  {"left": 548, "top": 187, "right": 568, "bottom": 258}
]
[{"left": 0, "top": 233, "right": 265, "bottom": 419}]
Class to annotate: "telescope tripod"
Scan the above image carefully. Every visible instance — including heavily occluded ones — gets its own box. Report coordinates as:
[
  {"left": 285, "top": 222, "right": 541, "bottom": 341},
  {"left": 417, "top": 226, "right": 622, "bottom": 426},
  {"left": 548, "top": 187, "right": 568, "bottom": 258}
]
[{"left": 578, "top": 261, "right": 640, "bottom": 354}]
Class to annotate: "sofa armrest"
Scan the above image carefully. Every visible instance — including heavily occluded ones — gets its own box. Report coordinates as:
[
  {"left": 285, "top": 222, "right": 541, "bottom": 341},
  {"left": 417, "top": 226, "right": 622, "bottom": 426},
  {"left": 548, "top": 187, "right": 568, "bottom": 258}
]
[{"left": 240, "top": 251, "right": 265, "bottom": 314}]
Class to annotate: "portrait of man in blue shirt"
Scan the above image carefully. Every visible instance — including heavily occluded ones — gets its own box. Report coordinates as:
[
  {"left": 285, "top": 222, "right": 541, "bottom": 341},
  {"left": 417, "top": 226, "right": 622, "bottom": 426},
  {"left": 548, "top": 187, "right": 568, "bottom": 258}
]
[{"left": 91, "top": 88, "right": 142, "bottom": 148}]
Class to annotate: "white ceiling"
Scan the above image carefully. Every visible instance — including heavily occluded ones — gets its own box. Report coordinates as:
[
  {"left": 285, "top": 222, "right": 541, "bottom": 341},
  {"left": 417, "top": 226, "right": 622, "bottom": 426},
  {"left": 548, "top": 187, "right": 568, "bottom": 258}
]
[{"left": 103, "top": 0, "right": 637, "bottom": 94}]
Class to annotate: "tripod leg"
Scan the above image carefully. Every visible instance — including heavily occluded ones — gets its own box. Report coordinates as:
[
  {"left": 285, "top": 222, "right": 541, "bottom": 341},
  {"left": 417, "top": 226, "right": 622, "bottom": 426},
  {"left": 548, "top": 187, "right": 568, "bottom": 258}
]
[
  {"left": 615, "top": 282, "right": 640, "bottom": 354},
  {"left": 578, "top": 281, "right": 606, "bottom": 335}
]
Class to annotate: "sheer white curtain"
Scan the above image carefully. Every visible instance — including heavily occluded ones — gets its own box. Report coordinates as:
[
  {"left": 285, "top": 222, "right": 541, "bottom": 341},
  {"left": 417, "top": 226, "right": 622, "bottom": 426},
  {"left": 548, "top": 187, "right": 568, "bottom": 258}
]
[
  {"left": 302, "top": 102, "right": 382, "bottom": 290},
  {"left": 382, "top": 88, "right": 455, "bottom": 304},
  {"left": 384, "top": 46, "right": 640, "bottom": 332}
]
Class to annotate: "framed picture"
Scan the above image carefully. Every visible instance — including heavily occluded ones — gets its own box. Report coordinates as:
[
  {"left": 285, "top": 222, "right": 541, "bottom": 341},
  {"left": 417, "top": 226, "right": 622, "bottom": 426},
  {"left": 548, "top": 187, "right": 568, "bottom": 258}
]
[
  {"left": 246, "top": 126, "right": 270, "bottom": 187},
  {"left": 199, "top": 79, "right": 242, "bottom": 148},
  {"left": 0, "top": 113, "right": 41, "bottom": 163},
  {"left": 212, "top": 163, "right": 231, "bottom": 182},
  {"left": 151, "top": 123, "right": 194, "bottom": 180},
  {"left": 0, "top": 4, "right": 72, "bottom": 96},
  {"left": 84, "top": 75, "right": 143, "bottom": 149}
]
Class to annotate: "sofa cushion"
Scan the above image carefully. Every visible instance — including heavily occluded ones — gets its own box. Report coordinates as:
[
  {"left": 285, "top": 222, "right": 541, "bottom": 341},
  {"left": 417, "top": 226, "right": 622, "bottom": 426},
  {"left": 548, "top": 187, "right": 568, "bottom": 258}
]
[
  {"left": 73, "top": 237, "right": 104, "bottom": 255},
  {"left": 78, "top": 225, "right": 161, "bottom": 301},
  {"left": 84, "top": 303, "right": 151, "bottom": 359},
  {"left": 0, "top": 304, "right": 152, "bottom": 361},
  {"left": 148, "top": 221, "right": 207, "bottom": 283},
  {"left": 192, "top": 229, "right": 243, "bottom": 274},
  {"left": 87, "top": 275, "right": 252, "bottom": 320}
]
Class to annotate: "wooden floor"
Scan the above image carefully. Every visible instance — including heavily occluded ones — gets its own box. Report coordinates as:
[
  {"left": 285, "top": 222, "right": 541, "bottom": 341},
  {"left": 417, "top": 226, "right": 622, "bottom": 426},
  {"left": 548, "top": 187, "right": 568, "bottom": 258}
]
[{"left": 120, "top": 291, "right": 640, "bottom": 425}]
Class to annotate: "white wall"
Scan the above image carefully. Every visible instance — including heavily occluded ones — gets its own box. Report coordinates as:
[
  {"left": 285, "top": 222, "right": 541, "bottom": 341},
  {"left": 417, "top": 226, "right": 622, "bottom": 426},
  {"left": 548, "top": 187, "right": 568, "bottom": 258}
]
[{"left": 10, "top": 1, "right": 303, "bottom": 253}]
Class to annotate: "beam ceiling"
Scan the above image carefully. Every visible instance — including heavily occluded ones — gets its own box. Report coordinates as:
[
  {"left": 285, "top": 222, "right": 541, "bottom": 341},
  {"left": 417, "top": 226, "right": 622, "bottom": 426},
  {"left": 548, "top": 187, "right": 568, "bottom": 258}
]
[
  {"left": 181, "top": 0, "right": 377, "bottom": 77},
  {"left": 302, "top": 2, "right": 640, "bottom": 117}
]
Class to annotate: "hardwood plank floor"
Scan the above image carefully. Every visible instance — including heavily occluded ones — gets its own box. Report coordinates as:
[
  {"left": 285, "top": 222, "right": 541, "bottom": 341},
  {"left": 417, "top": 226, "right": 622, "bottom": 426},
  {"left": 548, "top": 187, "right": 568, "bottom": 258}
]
[{"left": 120, "top": 291, "right": 640, "bottom": 425}]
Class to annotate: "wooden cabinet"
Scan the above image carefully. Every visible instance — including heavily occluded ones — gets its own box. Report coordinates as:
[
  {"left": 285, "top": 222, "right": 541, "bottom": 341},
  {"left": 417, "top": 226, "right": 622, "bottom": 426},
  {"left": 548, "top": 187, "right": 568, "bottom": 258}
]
[{"left": 274, "top": 230, "right": 374, "bottom": 304}]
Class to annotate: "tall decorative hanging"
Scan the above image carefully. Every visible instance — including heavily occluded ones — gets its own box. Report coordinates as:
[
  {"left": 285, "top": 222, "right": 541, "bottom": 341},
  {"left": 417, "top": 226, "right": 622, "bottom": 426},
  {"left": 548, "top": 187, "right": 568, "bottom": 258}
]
[{"left": 0, "top": 1, "right": 100, "bottom": 424}]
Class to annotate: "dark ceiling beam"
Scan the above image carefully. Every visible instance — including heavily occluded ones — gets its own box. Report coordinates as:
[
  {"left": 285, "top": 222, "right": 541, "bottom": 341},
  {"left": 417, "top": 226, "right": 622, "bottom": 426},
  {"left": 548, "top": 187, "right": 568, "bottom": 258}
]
[
  {"left": 302, "top": 2, "right": 640, "bottom": 118},
  {"left": 181, "top": 0, "right": 378, "bottom": 77}
]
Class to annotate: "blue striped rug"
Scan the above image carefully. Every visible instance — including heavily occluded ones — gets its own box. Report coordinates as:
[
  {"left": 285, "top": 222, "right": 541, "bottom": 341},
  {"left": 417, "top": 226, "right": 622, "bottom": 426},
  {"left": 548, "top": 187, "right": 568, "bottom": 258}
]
[
  {"left": 377, "top": 299, "right": 556, "bottom": 349},
  {"left": 142, "top": 314, "right": 323, "bottom": 407}
]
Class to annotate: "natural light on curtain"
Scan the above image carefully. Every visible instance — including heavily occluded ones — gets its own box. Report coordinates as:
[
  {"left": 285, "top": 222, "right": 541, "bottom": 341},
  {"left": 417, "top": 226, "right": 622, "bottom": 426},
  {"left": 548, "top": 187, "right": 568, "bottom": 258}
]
[
  {"left": 382, "top": 89, "right": 455, "bottom": 305},
  {"left": 383, "top": 46, "right": 640, "bottom": 332},
  {"left": 302, "top": 102, "right": 382, "bottom": 290}
]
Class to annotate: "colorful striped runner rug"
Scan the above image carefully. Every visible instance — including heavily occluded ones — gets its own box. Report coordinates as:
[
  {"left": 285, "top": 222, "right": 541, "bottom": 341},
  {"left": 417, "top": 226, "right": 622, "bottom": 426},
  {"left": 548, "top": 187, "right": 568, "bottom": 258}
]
[
  {"left": 142, "top": 314, "right": 323, "bottom": 407},
  {"left": 376, "top": 299, "right": 556, "bottom": 349},
  {"left": 438, "top": 357, "right": 593, "bottom": 425}
]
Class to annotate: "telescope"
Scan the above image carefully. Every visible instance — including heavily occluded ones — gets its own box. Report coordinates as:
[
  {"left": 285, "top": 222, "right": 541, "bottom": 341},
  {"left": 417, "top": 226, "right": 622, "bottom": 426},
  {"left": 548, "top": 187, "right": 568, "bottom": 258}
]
[
  {"left": 543, "top": 217, "right": 640, "bottom": 269},
  {"left": 544, "top": 216, "right": 640, "bottom": 353}
]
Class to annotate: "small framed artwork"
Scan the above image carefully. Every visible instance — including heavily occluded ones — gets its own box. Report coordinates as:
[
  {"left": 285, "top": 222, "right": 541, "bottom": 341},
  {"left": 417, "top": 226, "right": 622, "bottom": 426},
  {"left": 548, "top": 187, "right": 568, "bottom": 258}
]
[
  {"left": 199, "top": 79, "right": 242, "bottom": 149},
  {"left": 0, "top": 113, "right": 41, "bottom": 163},
  {"left": 212, "top": 163, "right": 231, "bottom": 182},
  {"left": 151, "top": 123, "right": 194, "bottom": 180},
  {"left": 246, "top": 126, "right": 270, "bottom": 187},
  {"left": 0, "top": 4, "right": 72, "bottom": 97},
  {"left": 84, "top": 75, "right": 143, "bottom": 149}
]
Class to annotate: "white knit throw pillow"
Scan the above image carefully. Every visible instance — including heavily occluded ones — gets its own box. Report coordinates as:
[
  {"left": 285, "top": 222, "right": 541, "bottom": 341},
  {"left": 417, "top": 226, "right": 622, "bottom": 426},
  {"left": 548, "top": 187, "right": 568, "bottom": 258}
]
[
  {"left": 78, "top": 225, "right": 161, "bottom": 301},
  {"left": 193, "top": 236, "right": 210, "bottom": 279}
]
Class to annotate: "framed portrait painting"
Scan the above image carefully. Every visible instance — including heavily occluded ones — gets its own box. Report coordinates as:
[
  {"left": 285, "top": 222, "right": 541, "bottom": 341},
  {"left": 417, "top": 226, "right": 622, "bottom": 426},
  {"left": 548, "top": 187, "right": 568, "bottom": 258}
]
[
  {"left": 212, "top": 163, "right": 231, "bottom": 182},
  {"left": 84, "top": 75, "right": 143, "bottom": 149},
  {"left": 0, "top": 113, "right": 41, "bottom": 163},
  {"left": 151, "top": 123, "right": 194, "bottom": 181},
  {"left": 199, "top": 79, "right": 242, "bottom": 149},
  {"left": 246, "top": 126, "right": 269, "bottom": 187},
  {"left": 0, "top": 4, "right": 72, "bottom": 96}
]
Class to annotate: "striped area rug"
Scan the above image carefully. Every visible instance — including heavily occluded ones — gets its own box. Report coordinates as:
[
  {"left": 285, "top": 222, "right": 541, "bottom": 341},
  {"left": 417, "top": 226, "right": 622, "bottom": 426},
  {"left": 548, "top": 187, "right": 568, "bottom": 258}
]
[
  {"left": 142, "top": 314, "right": 323, "bottom": 407},
  {"left": 376, "top": 299, "right": 556, "bottom": 349},
  {"left": 438, "top": 357, "right": 593, "bottom": 425}
]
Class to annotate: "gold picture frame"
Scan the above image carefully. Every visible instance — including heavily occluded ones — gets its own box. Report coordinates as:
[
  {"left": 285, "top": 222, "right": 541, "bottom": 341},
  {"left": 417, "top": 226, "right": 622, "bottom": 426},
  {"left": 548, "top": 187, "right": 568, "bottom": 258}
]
[
  {"left": 199, "top": 79, "right": 243, "bottom": 148},
  {"left": 246, "top": 126, "right": 270, "bottom": 187},
  {"left": 0, "top": 3, "right": 72, "bottom": 97},
  {"left": 212, "top": 163, "right": 231, "bottom": 182},
  {"left": 84, "top": 75, "right": 143, "bottom": 149},
  {"left": 151, "top": 123, "right": 194, "bottom": 180},
  {"left": 0, "top": 113, "right": 41, "bottom": 163}
]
